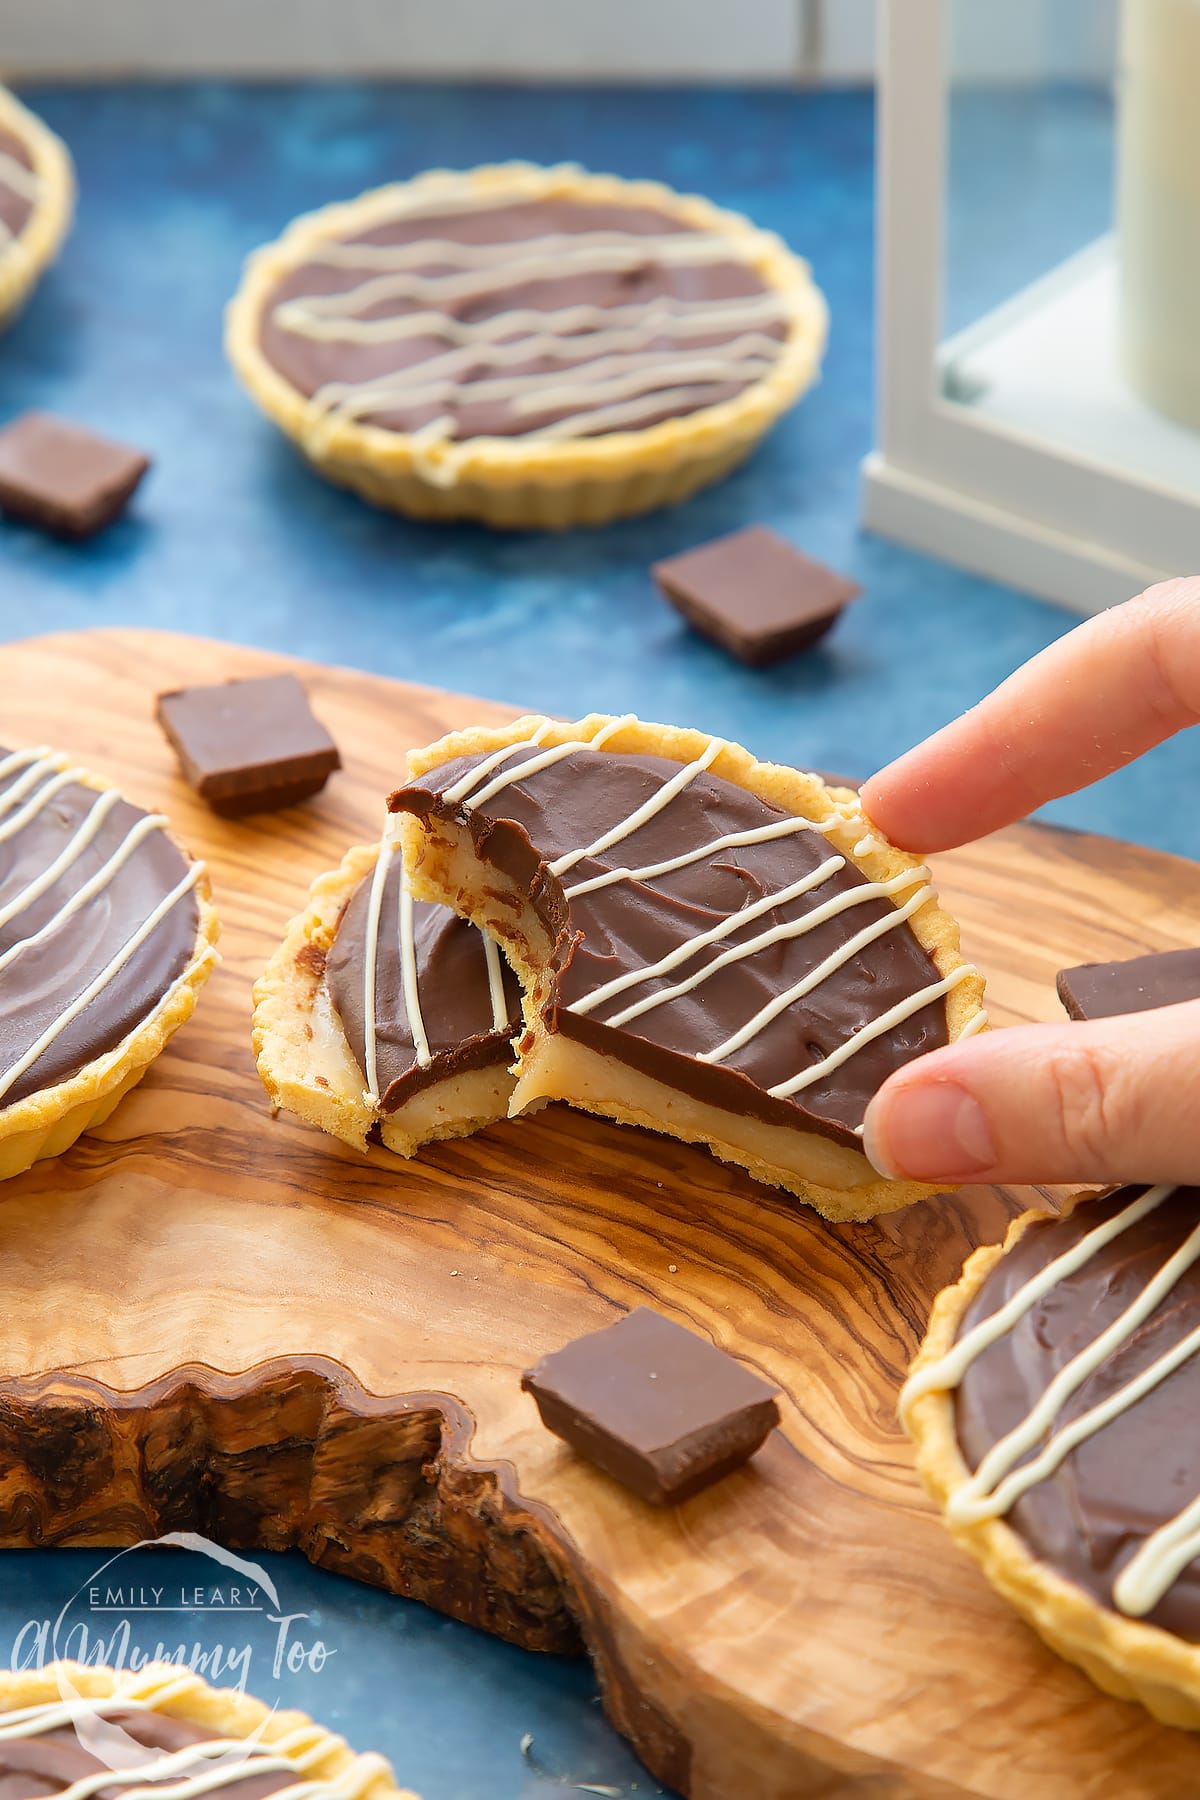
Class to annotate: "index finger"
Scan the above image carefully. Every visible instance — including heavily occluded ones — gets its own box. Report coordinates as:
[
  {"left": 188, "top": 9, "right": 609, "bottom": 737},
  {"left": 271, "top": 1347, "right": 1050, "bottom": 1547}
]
[{"left": 861, "top": 578, "right": 1200, "bottom": 853}]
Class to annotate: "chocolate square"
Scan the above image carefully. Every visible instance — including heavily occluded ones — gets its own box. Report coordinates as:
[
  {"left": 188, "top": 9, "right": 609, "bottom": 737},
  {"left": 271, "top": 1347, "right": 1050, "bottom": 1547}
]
[
  {"left": 522, "top": 1306, "right": 780, "bottom": 1504},
  {"left": 156, "top": 674, "right": 341, "bottom": 817},
  {"left": 0, "top": 411, "right": 150, "bottom": 538},
  {"left": 652, "top": 525, "right": 860, "bottom": 667},
  {"left": 1057, "top": 947, "right": 1200, "bottom": 1021}
]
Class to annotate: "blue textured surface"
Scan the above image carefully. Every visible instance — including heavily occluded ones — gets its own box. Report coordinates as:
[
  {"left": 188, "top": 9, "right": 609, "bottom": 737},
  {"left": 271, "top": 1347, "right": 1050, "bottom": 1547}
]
[
  {"left": 0, "top": 82, "right": 1195, "bottom": 856},
  {"left": 0, "top": 81, "right": 1196, "bottom": 1800}
]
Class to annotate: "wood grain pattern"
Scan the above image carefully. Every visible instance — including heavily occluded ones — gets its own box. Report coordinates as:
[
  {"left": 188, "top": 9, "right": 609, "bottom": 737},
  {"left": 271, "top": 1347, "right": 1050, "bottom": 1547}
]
[{"left": 1, "top": 628, "right": 1199, "bottom": 1800}]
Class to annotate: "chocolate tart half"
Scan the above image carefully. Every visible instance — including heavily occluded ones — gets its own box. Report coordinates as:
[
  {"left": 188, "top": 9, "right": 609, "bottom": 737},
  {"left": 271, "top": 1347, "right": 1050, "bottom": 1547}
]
[
  {"left": 225, "top": 161, "right": 827, "bottom": 529},
  {"left": 0, "top": 746, "right": 219, "bottom": 1179},
  {"left": 0, "top": 86, "right": 74, "bottom": 329},
  {"left": 903, "top": 1182, "right": 1200, "bottom": 1727},
  {"left": 389, "top": 714, "right": 987, "bottom": 1220},
  {"left": 252, "top": 837, "right": 522, "bottom": 1155},
  {"left": 0, "top": 1662, "right": 414, "bottom": 1799}
]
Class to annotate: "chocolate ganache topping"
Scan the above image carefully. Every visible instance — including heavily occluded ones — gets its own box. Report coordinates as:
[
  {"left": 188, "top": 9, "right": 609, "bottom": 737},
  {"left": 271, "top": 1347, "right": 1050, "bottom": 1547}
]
[
  {"left": 258, "top": 188, "right": 788, "bottom": 443},
  {"left": 0, "top": 1708, "right": 301, "bottom": 1800},
  {"left": 951, "top": 1184, "right": 1200, "bottom": 1640},
  {"left": 389, "top": 736, "right": 961, "bottom": 1145},
  {"left": 0, "top": 127, "right": 37, "bottom": 246},
  {"left": 0, "top": 748, "right": 202, "bottom": 1109},
  {"left": 326, "top": 843, "right": 521, "bottom": 1111}
]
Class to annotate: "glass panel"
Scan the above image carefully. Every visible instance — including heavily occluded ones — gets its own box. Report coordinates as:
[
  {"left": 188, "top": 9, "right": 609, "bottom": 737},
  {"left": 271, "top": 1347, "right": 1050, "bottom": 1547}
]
[{"left": 940, "top": 0, "right": 1200, "bottom": 501}]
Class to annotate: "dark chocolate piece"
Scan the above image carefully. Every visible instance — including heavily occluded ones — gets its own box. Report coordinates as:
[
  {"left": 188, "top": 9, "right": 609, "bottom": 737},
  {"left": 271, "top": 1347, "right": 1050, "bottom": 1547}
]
[
  {"left": 0, "top": 748, "right": 200, "bottom": 1107},
  {"left": 522, "top": 1306, "right": 780, "bottom": 1504},
  {"left": 652, "top": 526, "right": 859, "bottom": 667},
  {"left": 259, "top": 194, "right": 783, "bottom": 441},
  {"left": 390, "top": 743, "right": 950, "bottom": 1147},
  {"left": 1056, "top": 947, "right": 1200, "bottom": 1020},
  {"left": 955, "top": 1184, "right": 1200, "bottom": 1640},
  {"left": 327, "top": 857, "right": 522, "bottom": 1112},
  {"left": 0, "top": 1704, "right": 302, "bottom": 1799},
  {"left": 0, "top": 412, "right": 149, "bottom": 539},
  {"left": 156, "top": 674, "right": 341, "bottom": 817}
]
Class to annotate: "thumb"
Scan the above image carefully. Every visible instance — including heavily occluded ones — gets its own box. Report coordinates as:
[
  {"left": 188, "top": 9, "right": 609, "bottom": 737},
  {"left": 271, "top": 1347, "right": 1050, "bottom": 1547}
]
[{"left": 862, "top": 999, "right": 1200, "bottom": 1188}]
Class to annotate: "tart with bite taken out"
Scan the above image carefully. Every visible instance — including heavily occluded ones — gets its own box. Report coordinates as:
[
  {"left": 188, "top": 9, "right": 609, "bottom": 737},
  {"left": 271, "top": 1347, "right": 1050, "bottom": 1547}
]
[
  {"left": 225, "top": 161, "right": 827, "bottom": 529},
  {"left": 387, "top": 713, "right": 987, "bottom": 1219}
]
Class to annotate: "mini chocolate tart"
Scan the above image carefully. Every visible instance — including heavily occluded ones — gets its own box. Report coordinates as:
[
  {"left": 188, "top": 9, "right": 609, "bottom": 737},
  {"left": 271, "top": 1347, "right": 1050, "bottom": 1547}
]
[
  {"left": 903, "top": 1182, "right": 1200, "bottom": 1727},
  {"left": 0, "top": 86, "right": 74, "bottom": 330},
  {"left": 0, "top": 746, "right": 218, "bottom": 1179},
  {"left": 0, "top": 1662, "right": 414, "bottom": 1799},
  {"left": 253, "top": 835, "right": 522, "bottom": 1155},
  {"left": 389, "top": 715, "right": 986, "bottom": 1219},
  {"left": 225, "top": 161, "right": 827, "bottom": 529}
]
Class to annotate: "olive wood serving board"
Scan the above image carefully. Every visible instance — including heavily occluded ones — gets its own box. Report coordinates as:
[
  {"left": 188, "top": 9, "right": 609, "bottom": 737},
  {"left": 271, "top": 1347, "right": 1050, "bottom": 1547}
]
[{"left": 1, "top": 627, "right": 1199, "bottom": 1800}]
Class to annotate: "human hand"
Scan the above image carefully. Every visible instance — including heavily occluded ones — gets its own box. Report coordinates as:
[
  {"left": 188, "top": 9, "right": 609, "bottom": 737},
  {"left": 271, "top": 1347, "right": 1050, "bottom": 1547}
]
[{"left": 858, "top": 577, "right": 1200, "bottom": 1188}]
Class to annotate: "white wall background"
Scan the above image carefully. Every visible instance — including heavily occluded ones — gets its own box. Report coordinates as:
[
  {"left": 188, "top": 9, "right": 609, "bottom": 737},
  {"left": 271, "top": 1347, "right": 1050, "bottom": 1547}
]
[{"left": 0, "top": 0, "right": 1118, "bottom": 83}]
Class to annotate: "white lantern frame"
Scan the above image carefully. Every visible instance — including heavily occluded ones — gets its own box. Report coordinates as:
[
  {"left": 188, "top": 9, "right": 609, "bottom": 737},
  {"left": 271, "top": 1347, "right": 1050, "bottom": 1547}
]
[{"left": 861, "top": 0, "right": 1198, "bottom": 615}]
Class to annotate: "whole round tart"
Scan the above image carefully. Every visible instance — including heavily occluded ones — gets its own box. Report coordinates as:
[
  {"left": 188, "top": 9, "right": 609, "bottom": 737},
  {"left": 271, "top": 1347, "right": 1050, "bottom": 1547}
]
[
  {"left": 225, "top": 161, "right": 827, "bottom": 528},
  {"left": 0, "top": 86, "right": 73, "bottom": 329},
  {"left": 903, "top": 1181, "right": 1200, "bottom": 1727},
  {"left": 0, "top": 745, "right": 219, "bottom": 1179},
  {"left": 0, "top": 1662, "right": 413, "bottom": 1798}
]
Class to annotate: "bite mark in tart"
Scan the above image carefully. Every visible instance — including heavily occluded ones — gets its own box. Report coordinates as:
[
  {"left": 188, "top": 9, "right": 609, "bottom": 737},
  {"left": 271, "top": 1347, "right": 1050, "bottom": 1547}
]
[
  {"left": 388, "top": 714, "right": 987, "bottom": 1220},
  {"left": 0, "top": 745, "right": 218, "bottom": 1179},
  {"left": 903, "top": 1181, "right": 1200, "bottom": 1727},
  {"left": 252, "top": 836, "right": 521, "bottom": 1157},
  {"left": 225, "top": 161, "right": 827, "bottom": 529}
]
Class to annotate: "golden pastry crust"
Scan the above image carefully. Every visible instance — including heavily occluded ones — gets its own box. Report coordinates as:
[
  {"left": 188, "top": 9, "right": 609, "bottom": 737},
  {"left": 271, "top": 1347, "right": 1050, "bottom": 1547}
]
[
  {"left": 904, "top": 1194, "right": 1200, "bottom": 1729},
  {"left": 0, "top": 86, "right": 74, "bottom": 329},
  {"left": 0, "top": 1662, "right": 415, "bottom": 1799},
  {"left": 399, "top": 714, "right": 987, "bottom": 1220},
  {"left": 225, "top": 161, "right": 828, "bottom": 529},
  {"left": 251, "top": 840, "right": 516, "bottom": 1157},
  {"left": 0, "top": 762, "right": 219, "bottom": 1181}
]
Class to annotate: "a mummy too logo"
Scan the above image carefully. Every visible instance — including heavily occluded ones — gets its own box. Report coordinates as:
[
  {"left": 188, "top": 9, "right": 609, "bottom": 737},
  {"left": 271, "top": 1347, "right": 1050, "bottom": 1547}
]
[{"left": 7, "top": 1533, "right": 336, "bottom": 1776}]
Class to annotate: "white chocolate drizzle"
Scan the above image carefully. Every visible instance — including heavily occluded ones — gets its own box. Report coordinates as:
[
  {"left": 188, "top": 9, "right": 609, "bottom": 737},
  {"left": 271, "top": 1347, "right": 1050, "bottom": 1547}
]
[
  {"left": 309, "top": 340, "right": 778, "bottom": 429},
  {"left": 0, "top": 147, "right": 41, "bottom": 207},
  {"left": 359, "top": 822, "right": 399, "bottom": 1102},
  {"left": 699, "top": 877, "right": 935, "bottom": 1061},
  {"left": 0, "top": 143, "right": 40, "bottom": 249},
  {"left": 0, "top": 787, "right": 123, "bottom": 931},
  {"left": 767, "top": 964, "right": 976, "bottom": 1100},
  {"left": 0, "top": 1669, "right": 390, "bottom": 1800},
  {"left": 0, "top": 752, "right": 208, "bottom": 1108},
  {"left": 900, "top": 1183, "right": 1200, "bottom": 1619},
  {"left": 562, "top": 812, "right": 836, "bottom": 902},
  {"left": 268, "top": 180, "right": 786, "bottom": 443},
  {"left": 396, "top": 859, "right": 431, "bottom": 1069},
  {"left": 460, "top": 714, "right": 634, "bottom": 814},
  {"left": 547, "top": 735, "right": 726, "bottom": 877},
  {"left": 482, "top": 932, "right": 509, "bottom": 1033}
]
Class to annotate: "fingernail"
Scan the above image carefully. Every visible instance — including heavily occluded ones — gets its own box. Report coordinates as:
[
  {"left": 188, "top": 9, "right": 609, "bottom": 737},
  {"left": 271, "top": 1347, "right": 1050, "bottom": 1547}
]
[{"left": 863, "top": 1081, "right": 997, "bottom": 1181}]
